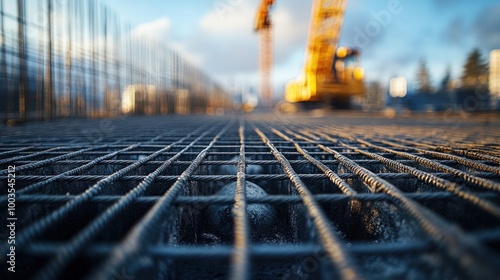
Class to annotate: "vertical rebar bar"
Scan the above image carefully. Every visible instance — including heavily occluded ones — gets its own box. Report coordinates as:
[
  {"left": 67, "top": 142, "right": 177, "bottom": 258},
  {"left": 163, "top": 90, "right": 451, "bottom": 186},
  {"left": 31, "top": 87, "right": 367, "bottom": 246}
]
[
  {"left": 103, "top": 3, "right": 108, "bottom": 116},
  {"left": 17, "top": 0, "right": 27, "bottom": 121},
  {"left": 65, "top": 0, "right": 73, "bottom": 117},
  {"left": 0, "top": 0, "right": 6, "bottom": 120},
  {"left": 114, "top": 13, "right": 121, "bottom": 116},
  {"left": 126, "top": 23, "right": 131, "bottom": 87},
  {"left": 79, "top": 0, "right": 87, "bottom": 117},
  {"left": 0, "top": 0, "right": 228, "bottom": 121},
  {"left": 44, "top": 0, "right": 53, "bottom": 121},
  {"left": 90, "top": 0, "right": 97, "bottom": 117},
  {"left": 36, "top": 0, "right": 44, "bottom": 120},
  {"left": 54, "top": 0, "right": 61, "bottom": 117}
]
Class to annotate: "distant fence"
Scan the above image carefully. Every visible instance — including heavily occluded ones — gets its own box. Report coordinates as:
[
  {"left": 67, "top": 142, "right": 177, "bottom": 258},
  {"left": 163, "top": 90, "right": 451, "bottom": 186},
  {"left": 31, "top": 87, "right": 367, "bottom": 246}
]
[{"left": 0, "top": 0, "right": 231, "bottom": 122}]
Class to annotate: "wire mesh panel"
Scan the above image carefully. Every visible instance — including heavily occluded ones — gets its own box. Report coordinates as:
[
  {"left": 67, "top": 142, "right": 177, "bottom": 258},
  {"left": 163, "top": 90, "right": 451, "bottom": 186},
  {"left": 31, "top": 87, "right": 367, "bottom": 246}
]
[{"left": 1, "top": 113, "right": 500, "bottom": 279}]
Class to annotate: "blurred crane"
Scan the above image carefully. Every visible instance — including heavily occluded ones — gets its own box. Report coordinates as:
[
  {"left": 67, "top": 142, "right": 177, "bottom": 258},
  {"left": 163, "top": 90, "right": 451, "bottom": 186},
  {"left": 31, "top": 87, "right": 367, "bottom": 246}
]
[
  {"left": 254, "top": 0, "right": 275, "bottom": 107},
  {"left": 255, "top": 0, "right": 365, "bottom": 110}
]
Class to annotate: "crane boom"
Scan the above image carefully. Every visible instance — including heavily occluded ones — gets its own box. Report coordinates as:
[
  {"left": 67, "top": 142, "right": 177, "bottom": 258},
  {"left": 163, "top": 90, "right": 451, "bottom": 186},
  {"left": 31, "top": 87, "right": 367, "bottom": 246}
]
[
  {"left": 254, "top": 0, "right": 274, "bottom": 31},
  {"left": 305, "top": 0, "right": 348, "bottom": 79}
]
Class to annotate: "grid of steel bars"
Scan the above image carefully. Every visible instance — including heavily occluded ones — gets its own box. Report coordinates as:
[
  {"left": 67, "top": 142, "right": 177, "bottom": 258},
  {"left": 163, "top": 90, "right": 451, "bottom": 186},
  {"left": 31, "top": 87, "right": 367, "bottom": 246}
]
[
  {"left": 0, "top": 114, "right": 499, "bottom": 279},
  {"left": 0, "top": 0, "right": 229, "bottom": 121}
]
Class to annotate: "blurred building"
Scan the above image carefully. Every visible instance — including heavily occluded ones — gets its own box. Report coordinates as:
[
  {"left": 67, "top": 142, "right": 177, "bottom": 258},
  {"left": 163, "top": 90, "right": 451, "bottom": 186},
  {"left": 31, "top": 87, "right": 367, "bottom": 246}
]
[
  {"left": 362, "top": 81, "right": 386, "bottom": 110},
  {"left": 104, "top": 90, "right": 122, "bottom": 118},
  {"left": 389, "top": 77, "right": 407, "bottom": 98},
  {"left": 122, "top": 85, "right": 174, "bottom": 115},
  {"left": 490, "top": 50, "right": 500, "bottom": 110}
]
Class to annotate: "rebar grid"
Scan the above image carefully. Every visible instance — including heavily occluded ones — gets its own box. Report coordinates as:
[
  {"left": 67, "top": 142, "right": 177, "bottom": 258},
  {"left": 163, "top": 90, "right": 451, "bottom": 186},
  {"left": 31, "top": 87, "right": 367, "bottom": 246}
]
[{"left": 1, "top": 114, "right": 500, "bottom": 279}]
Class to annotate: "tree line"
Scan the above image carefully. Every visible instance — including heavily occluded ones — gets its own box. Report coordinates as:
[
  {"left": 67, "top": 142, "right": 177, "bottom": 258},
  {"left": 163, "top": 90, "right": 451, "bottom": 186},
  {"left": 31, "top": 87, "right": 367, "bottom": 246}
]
[{"left": 416, "top": 48, "right": 489, "bottom": 94}]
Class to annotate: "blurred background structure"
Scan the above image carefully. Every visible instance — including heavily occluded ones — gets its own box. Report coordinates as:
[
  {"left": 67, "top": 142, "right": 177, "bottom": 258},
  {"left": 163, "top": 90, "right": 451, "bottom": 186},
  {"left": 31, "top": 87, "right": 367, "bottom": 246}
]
[
  {"left": 491, "top": 50, "right": 500, "bottom": 110},
  {"left": 1, "top": 0, "right": 500, "bottom": 123},
  {"left": 0, "top": 0, "right": 231, "bottom": 123}
]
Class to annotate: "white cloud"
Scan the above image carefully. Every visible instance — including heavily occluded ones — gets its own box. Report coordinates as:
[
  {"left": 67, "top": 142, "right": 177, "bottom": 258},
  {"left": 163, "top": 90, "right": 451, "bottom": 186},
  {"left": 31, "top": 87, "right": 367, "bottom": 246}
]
[
  {"left": 124, "top": 2, "right": 312, "bottom": 92},
  {"left": 131, "top": 17, "right": 171, "bottom": 41},
  {"left": 273, "top": 7, "right": 309, "bottom": 63},
  {"left": 200, "top": 2, "right": 255, "bottom": 35},
  {"left": 170, "top": 41, "right": 206, "bottom": 67},
  {"left": 193, "top": 0, "right": 310, "bottom": 78}
]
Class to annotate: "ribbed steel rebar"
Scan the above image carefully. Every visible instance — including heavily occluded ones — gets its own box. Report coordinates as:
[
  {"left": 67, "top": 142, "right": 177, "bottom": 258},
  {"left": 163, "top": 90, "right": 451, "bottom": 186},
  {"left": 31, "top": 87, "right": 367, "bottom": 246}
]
[
  {"left": 87, "top": 120, "right": 233, "bottom": 279},
  {"left": 255, "top": 127, "right": 364, "bottom": 280},
  {"left": 1, "top": 114, "right": 499, "bottom": 279}
]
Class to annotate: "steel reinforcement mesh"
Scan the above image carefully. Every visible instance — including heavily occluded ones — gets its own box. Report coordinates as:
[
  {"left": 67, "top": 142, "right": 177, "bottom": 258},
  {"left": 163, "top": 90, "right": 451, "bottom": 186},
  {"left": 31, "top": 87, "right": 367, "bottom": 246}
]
[{"left": 1, "top": 114, "right": 500, "bottom": 280}]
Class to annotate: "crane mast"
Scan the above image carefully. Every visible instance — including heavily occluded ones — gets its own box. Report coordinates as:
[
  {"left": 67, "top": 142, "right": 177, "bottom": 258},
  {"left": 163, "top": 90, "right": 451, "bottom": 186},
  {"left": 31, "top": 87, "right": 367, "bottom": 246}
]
[{"left": 254, "top": 0, "right": 275, "bottom": 107}]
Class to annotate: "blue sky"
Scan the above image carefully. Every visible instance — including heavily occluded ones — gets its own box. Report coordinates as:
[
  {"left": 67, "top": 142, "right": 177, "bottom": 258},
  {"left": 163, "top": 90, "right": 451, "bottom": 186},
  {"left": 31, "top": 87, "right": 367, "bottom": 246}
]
[{"left": 43, "top": 0, "right": 500, "bottom": 94}]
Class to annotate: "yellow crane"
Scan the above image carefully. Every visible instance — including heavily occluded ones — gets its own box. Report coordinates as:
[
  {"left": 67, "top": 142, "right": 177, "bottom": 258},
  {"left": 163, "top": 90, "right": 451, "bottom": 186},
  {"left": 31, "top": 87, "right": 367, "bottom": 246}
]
[
  {"left": 255, "top": 0, "right": 365, "bottom": 109},
  {"left": 254, "top": 0, "right": 275, "bottom": 107}
]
